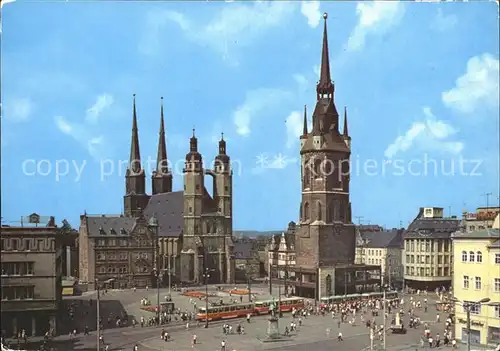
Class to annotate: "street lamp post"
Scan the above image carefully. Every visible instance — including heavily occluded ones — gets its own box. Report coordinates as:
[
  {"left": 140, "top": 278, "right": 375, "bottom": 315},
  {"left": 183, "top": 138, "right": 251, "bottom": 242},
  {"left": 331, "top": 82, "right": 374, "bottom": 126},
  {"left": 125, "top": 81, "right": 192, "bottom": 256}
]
[
  {"left": 155, "top": 269, "right": 163, "bottom": 323},
  {"left": 246, "top": 270, "right": 252, "bottom": 302},
  {"left": 203, "top": 268, "right": 210, "bottom": 328},
  {"left": 167, "top": 255, "right": 172, "bottom": 297},
  {"left": 148, "top": 214, "right": 160, "bottom": 323},
  {"left": 450, "top": 297, "right": 491, "bottom": 351},
  {"left": 382, "top": 284, "right": 387, "bottom": 350},
  {"left": 95, "top": 279, "right": 100, "bottom": 351}
]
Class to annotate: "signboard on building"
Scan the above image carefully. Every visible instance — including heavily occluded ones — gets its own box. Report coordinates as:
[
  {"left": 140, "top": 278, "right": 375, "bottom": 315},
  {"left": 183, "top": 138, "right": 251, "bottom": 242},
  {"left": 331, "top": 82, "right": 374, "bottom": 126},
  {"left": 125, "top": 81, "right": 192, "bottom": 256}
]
[{"left": 466, "top": 211, "right": 499, "bottom": 221}]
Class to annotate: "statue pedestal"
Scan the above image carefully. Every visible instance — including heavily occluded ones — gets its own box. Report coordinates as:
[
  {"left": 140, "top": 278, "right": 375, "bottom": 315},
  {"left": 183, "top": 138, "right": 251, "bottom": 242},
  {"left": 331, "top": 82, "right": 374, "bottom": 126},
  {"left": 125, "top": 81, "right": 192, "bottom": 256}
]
[
  {"left": 267, "top": 316, "right": 280, "bottom": 339},
  {"left": 258, "top": 315, "right": 290, "bottom": 343}
]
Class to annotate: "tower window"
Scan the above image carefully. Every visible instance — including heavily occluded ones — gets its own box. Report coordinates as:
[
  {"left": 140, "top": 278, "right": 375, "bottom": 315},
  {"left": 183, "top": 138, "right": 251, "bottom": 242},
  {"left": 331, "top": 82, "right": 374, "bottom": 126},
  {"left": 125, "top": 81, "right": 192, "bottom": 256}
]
[
  {"left": 196, "top": 184, "right": 200, "bottom": 190},
  {"left": 189, "top": 207, "right": 193, "bottom": 213},
  {"left": 224, "top": 186, "right": 229, "bottom": 191}
]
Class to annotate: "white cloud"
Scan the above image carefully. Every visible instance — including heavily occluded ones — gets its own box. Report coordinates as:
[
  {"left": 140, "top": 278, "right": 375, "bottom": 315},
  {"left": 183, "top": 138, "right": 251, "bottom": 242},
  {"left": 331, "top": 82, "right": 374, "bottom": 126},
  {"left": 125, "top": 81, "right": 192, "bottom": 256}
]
[
  {"left": 347, "top": 1, "right": 405, "bottom": 52},
  {"left": 285, "top": 110, "right": 313, "bottom": 149},
  {"left": 141, "top": 2, "right": 296, "bottom": 61},
  {"left": 384, "top": 107, "right": 463, "bottom": 158},
  {"left": 233, "top": 88, "right": 291, "bottom": 136},
  {"left": 300, "top": 1, "right": 321, "bottom": 28},
  {"left": 442, "top": 53, "right": 500, "bottom": 114},
  {"left": 53, "top": 95, "right": 112, "bottom": 160},
  {"left": 313, "top": 64, "right": 320, "bottom": 78},
  {"left": 3, "top": 97, "right": 33, "bottom": 122},
  {"left": 85, "top": 93, "right": 114, "bottom": 124},
  {"left": 431, "top": 8, "right": 457, "bottom": 32},
  {"left": 54, "top": 116, "right": 73, "bottom": 134},
  {"left": 0, "top": 0, "right": 15, "bottom": 8},
  {"left": 285, "top": 111, "right": 303, "bottom": 149}
]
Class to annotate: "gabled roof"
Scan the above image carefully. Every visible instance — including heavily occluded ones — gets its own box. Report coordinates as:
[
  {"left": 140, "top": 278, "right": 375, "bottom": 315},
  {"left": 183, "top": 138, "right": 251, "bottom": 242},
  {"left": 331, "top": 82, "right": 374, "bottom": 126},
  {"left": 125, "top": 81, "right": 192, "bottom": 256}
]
[
  {"left": 451, "top": 228, "right": 500, "bottom": 240},
  {"left": 85, "top": 216, "right": 136, "bottom": 237},
  {"left": 144, "top": 191, "right": 184, "bottom": 237},
  {"left": 404, "top": 216, "right": 460, "bottom": 239},
  {"left": 359, "top": 230, "right": 403, "bottom": 248}
]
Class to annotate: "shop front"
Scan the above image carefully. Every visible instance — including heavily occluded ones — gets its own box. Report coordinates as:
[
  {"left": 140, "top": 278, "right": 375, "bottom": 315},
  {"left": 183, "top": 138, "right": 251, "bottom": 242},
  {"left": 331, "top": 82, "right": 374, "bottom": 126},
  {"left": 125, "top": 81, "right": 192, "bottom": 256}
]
[
  {"left": 461, "top": 328, "right": 481, "bottom": 345},
  {"left": 488, "top": 326, "right": 500, "bottom": 345}
]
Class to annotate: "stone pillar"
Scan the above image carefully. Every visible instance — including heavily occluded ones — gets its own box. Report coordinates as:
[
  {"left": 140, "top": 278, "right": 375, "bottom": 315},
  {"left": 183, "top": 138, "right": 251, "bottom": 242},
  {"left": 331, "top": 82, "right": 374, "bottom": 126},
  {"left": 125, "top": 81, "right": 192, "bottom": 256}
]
[
  {"left": 66, "top": 246, "right": 71, "bottom": 277},
  {"left": 31, "top": 316, "right": 36, "bottom": 337}
]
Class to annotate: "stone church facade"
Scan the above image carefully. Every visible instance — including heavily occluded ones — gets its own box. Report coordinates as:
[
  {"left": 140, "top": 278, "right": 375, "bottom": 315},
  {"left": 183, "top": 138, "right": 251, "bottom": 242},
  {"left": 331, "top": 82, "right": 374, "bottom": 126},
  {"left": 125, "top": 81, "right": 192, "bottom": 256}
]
[{"left": 79, "top": 97, "right": 235, "bottom": 289}]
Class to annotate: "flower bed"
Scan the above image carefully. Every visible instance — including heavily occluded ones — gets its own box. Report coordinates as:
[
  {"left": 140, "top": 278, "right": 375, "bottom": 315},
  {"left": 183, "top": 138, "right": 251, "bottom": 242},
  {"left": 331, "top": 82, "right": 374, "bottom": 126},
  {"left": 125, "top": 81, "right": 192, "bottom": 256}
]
[
  {"left": 228, "top": 289, "right": 249, "bottom": 295},
  {"left": 140, "top": 305, "right": 159, "bottom": 313},
  {"left": 183, "top": 291, "right": 207, "bottom": 298}
]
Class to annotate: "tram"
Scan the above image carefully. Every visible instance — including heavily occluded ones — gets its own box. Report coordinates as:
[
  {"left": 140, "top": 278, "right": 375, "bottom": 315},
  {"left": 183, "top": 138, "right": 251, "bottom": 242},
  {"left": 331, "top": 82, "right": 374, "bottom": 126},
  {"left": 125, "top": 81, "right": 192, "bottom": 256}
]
[{"left": 196, "top": 297, "right": 305, "bottom": 321}]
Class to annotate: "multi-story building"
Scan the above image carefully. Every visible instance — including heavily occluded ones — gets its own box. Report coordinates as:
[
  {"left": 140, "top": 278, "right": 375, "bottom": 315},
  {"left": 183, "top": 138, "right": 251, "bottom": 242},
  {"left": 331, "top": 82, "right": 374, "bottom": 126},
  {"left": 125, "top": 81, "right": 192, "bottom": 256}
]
[
  {"left": 79, "top": 97, "right": 235, "bottom": 289},
  {"left": 1, "top": 214, "right": 63, "bottom": 337},
  {"left": 233, "top": 240, "right": 261, "bottom": 282},
  {"left": 451, "top": 228, "right": 500, "bottom": 346},
  {"left": 403, "top": 207, "right": 460, "bottom": 291},
  {"left": 355, "top": 229, "right": 404, "bottom": 288},
  {"left": 462, "top": 207, "right": 500, "bottom": 232},
  {"left": 268, "top": 222, "right": 297, "bottom": 281}
]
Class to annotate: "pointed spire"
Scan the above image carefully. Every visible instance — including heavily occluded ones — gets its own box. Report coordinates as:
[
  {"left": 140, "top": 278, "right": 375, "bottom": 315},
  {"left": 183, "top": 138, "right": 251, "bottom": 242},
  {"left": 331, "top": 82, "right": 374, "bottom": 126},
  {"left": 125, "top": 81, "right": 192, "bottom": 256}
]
[
  {"left": 316, "top": 12, "right": 334, "bottom": 99},
  {"left": 219, "top": 132, "right": 226, "bottom": 155},
  {"left": 129, "top": 94, "right": 142, "bottom": 173},
  {"left": 190, "top": 127, "right": 198, "bottom": 152},
  {"left": 343, "top": 106, "right": 349, "bottom": 136},
  {"left": 302, "top": 105, "right": 308, "bottom": 136},
  {"left": 156, "top": 97, "right": 168, "bottom": 174}
]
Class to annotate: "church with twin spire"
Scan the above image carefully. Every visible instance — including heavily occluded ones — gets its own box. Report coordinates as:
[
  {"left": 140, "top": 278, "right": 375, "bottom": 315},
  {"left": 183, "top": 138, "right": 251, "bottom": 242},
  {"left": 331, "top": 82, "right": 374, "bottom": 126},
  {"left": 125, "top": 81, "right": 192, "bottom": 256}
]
[{"left": 79, "top": 96, "right": 235, "bottom": 290}]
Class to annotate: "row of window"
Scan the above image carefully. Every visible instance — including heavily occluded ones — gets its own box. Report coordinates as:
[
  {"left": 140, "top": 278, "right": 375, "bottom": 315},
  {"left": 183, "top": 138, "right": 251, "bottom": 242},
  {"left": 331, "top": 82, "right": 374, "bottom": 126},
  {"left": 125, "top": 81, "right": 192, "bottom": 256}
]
[
  {"left": 300, "top": 201, "right": 346, "bottom": 223},
  {"left": 463, "top": 301, "right": 500, "bottom": 317},
  {"left": 96, "top": 239, "right": 150, "bottom": 247},
  {"left": 463, "top": 276, "right": 500, "bottom": 292},
  {"left": 461, "top": 251, "right": 483, "bottom": 263},
  {"left": 1, "top": 262, "right": 34, "bottom": 276},
  {"left": 461, "top": 251, "right": 500, "bottom": 264},
  {"left": 270, "top": 254, "right": 296, "bottom": 261},
  {"left": 1, "top": 287, "right": 35, "bottom": 300},
  {"left": 405, "top": 254, "right": 451, "bottom": 265},
  {"left": 405, "top": 266, "right": 450, "bottom": 277},
  {"left": 97, "top": 266, "right": 129, "bottom": 274},
  {"left": 404, "top": 239, "right": 450, "bottom": 253}
]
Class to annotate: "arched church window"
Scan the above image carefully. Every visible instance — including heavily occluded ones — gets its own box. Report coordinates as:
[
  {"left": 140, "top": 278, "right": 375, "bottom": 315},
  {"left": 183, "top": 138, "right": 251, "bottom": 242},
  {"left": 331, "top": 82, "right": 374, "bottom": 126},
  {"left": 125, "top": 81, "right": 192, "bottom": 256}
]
[
  {"left": 317, "top": 202, "right": 323, "bottom": 221},
  {"left": 304, "top": 203, "right": 310, "bottom": 221},
  {"left": 300, "top": 203, "right": 303, "bottom": 220}
]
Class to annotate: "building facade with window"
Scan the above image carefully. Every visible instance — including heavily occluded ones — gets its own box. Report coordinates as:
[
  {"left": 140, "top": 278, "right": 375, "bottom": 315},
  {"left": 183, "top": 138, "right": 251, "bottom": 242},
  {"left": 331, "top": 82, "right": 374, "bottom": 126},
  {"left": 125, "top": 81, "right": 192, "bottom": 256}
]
[
  {"left": 355, "top": 229, "right": 404, "bottom": 288},
  {"left": 403, "top": 207, "right": 460, "bottom": 291},
  {"left": 462, "top": 207, "right": 500, "bottom": 233},
  {"left": 1, "top": 217, "right": 63, "bottom": 337},
  {"left": 451, "top": 228, "right": 500, "bottom": 346},
  {"left": 268, "top": 223, "right": 297, "bottom": 282}
]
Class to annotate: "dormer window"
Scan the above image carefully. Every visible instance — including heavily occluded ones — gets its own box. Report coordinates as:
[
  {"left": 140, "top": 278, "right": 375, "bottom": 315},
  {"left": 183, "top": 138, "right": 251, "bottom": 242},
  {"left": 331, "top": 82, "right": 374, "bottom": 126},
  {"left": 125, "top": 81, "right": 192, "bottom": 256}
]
[
  {"left": 110, "top": 228, "right": 116, "bottom": 235},
  {"left": 99, "top": 227, "right": 105, "bottom": 235},
  {"left": 120, "top": 228, "right": 127, "bottom": 235}
]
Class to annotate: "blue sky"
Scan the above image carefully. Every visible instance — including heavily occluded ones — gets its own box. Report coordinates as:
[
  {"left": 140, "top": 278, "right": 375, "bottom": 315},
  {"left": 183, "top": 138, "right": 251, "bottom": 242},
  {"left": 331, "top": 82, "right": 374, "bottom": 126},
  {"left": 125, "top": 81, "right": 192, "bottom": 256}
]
[{"left": 1, "top": 1, "right": 499, "bottom": 230}]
